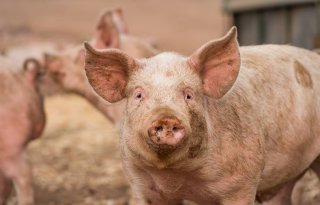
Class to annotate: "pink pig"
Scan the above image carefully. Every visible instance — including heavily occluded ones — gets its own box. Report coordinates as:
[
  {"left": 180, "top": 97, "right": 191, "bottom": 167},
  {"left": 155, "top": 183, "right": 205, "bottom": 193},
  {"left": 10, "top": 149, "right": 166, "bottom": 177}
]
[
  {"left": 0, "top": 57, "right": 46, "bottom": 205},
  {"left": 44, "top": 9, "right": 159, "bottom": 126},
  {"left": 84, "top": 27, "right": 320, "bottom": 205}
]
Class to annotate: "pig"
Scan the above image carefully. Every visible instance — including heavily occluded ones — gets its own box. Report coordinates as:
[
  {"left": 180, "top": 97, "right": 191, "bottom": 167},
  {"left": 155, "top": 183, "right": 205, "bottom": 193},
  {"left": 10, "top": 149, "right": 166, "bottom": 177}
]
[
  {"left": 43, "top": 46, "right": 125, "bottom": 125},
  {"left": 83, "top": 27, "right": 320, "bottom": 205},
  {"left": 44, "top": 9, "right": 159, "bottom": 125},
  {"left": 0, "top": 57, "right": 46, "bottom": 205}
]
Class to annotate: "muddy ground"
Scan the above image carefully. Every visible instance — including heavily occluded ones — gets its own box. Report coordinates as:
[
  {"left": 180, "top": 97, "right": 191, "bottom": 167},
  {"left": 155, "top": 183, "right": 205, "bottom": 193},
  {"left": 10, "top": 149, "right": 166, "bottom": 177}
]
[{"left": 1, "top": 0, "right": 320, "bottom": 204}]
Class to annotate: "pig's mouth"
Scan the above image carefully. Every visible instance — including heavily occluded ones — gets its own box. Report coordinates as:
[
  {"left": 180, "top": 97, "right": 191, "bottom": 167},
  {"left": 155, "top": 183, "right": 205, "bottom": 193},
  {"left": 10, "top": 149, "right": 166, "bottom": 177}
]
[{"left": 145, "top": 136, "right": 187, "bottom": 158}]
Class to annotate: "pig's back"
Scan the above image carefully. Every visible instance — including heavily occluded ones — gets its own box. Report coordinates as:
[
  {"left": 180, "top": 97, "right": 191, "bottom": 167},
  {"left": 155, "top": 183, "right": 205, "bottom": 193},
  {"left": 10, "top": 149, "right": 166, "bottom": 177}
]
[
  {"left": 238, "top": 44, "right": 320, "bottom": 123},
  {"left": 240, "top": 45, "right": 320, "bottom": 85},
  {"left": 224, "top": 45, "right": 320, "bottom": 192}
]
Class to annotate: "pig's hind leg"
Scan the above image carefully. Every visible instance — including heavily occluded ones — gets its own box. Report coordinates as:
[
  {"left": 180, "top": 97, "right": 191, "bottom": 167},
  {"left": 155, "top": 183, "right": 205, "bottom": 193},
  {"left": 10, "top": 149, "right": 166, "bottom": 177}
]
[
  {"left": 0, "top": 171, "right": 12, "bottom": 205},
  {"left": 2, "top": 153, "right": 34, "bottom": 205}
]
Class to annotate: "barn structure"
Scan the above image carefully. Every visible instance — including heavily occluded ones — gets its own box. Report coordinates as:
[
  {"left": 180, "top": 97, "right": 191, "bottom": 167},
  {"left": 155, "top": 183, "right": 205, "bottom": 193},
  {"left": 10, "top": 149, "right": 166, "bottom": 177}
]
[{"left": 224, "top": 0, "right": 320, "bottom": 49}]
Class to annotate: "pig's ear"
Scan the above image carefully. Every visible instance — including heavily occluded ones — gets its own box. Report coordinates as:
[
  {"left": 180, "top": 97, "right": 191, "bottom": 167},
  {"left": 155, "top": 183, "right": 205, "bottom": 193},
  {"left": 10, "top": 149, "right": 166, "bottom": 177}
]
[
  {"left": 188, "top": 27, "right": 240, "bottom": 98},
  {"left": 23, "top": 58, "right": 44, "bottom": 84},
  {"left": 94, "top": 10, "right": 120, "bottom": 49},
  {"left": 84, "top": 42, "right": 137, "bottom": 103},
  {"left": 112, "top": 8, "right": 129, "bottom": 34}
]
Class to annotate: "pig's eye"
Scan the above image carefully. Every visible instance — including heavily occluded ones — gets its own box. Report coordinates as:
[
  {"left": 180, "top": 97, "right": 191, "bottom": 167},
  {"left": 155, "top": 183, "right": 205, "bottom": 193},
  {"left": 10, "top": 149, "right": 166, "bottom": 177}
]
[
  {"left": 136, "top": 92, "right": 142, "bottom": 99},
  {"left": 134, "top": 88, "right": 144, "bottom": 102},
  {"left": 133, "top": 87, "right": 145, "bottom": 103},
  {"left": 184, "top": 90, "right": 193, "bottom": 102}
]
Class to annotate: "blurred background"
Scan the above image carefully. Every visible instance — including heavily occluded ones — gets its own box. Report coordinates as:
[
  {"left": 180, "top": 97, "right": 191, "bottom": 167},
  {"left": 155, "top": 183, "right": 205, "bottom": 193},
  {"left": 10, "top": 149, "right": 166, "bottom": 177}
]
[{"left": 1, "top": 0, "right": 320, "bottom": 204}]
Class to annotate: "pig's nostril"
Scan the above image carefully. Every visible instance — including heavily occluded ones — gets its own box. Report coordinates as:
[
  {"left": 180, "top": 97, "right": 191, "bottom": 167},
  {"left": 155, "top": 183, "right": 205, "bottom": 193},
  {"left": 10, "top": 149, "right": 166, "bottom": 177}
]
[
  {"left": 172, "top": 127, "right": 178, "bottom": 132},
  {"left": 155, "top": 126, "right": 163, "bottom": 132}
]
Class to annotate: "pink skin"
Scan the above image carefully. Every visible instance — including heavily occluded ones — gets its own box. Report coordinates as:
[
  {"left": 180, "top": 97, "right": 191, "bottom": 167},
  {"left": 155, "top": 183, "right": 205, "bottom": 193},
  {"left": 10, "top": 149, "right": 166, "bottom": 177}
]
[
  {"left": 0, "top": 58, "right": 46, "bottom": 205},
  {"left": 84, "top": 26, "right": 320, "bottom": 205}
]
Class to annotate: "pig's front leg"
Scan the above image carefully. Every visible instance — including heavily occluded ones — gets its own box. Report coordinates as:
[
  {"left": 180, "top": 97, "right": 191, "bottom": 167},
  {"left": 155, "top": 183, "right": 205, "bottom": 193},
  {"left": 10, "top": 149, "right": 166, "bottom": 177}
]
[
  {"left": 220, "top": 189, "right": 257, "bottom": 205},
  {"left": 129, "top": 190, "right": 182, "bottom": 205},
  {"left": 3, "top": 153, "right": 34, "bottom": 205},
  {"left": 128, "top": 181, "right": 183, "bottom": 205}
]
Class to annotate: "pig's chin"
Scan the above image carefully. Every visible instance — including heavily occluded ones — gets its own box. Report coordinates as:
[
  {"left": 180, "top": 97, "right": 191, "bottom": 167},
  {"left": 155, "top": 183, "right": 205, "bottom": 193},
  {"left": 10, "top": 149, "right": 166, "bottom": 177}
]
[
  {"left": 130, "top": 131, "right": 191, "bottom": 168},
  {"left": 145, "top": 134, "right": 188, "bottom": 158}
]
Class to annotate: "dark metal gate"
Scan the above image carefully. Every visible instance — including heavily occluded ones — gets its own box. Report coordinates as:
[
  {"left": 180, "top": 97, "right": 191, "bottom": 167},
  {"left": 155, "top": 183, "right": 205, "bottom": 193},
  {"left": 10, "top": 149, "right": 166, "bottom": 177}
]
[{"left": 224, "top": 0, "right": 320, "bottom": 49}]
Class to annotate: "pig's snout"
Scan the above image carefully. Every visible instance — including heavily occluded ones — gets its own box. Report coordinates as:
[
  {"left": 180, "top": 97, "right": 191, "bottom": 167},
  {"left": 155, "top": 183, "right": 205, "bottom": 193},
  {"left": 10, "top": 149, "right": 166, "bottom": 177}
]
[{"left": 148, "top": 117, "right": 185, "bottom": 146}]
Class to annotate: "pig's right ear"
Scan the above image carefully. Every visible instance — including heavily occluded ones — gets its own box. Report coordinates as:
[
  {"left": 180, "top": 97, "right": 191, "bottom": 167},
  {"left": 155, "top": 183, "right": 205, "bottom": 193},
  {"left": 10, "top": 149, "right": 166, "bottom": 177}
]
[
  {"left": 188, "top": 27, "right": 241, "bottom": 99},
  {"left": 84, "top": 42, "right": 137, "bottom": 103}
]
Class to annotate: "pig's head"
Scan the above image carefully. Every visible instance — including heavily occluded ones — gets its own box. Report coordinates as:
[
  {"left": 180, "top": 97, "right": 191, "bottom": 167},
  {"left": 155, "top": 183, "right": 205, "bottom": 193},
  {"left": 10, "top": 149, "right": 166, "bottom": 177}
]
[
  {"left": 43, "top": 47, "right": 91, "bottom": 96},
  {"left": 84, "top": 27, "right": 240, "bottom": 168},
  {"left": 43, "top": 10, "right": 122, "bottom": 97}
]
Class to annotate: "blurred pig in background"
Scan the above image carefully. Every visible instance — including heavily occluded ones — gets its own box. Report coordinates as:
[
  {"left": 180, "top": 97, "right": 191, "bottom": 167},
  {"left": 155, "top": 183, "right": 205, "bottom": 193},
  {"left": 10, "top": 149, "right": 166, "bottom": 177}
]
[
  {"left": 44, "top": 9, "right": 159, "bottom": 126},
  {"left": 0, "top": 57, "right": 45, "bottom": 205}
]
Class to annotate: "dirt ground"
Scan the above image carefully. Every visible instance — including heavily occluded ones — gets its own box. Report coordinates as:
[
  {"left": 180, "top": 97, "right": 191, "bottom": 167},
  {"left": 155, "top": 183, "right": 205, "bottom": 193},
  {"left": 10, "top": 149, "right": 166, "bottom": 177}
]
[{"left": 1, "top": 0, "right": 320, "bottom": 204}]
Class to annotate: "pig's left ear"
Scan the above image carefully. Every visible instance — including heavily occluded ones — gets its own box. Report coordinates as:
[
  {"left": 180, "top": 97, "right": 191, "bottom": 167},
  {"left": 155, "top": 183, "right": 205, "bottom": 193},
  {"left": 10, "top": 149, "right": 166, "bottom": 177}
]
[
  {"left": 188, "top": 27, "right": 240, "bottom": 98},
  {"left": 84, "top": 42, "right": 137, "bottom": 103},
  {"left": 23, "top": 58, "right": 44, "bottom": 84}
]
